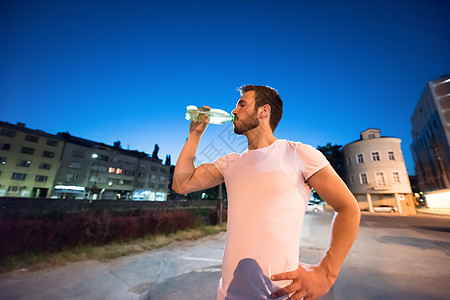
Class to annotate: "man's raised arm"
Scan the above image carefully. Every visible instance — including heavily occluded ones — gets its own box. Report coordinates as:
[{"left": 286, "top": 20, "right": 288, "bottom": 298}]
[{"left": 172, "top": 113, "right": 224, "bottom": 195}]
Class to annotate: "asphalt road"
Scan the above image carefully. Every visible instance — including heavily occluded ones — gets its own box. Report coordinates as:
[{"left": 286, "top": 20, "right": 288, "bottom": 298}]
[{"left": 0, "top": 212, "right": 449, "bottom": 300}]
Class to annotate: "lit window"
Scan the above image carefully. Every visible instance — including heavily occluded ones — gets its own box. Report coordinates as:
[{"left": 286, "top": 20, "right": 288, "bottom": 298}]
[
  {"left": 356, "top": 154, "right": 364, "bottom": 164},
  {"left": 371, "top": 152, "right": 380, "bottom": 162},
  {"left": 388, "top": 151, "right": 395, "bottom": 160},
  {"left": 17, "top": 159, "right": 31, "bottom": 167},
  {"left": 108, "top": 167, "right": 123, "bottom": 174}
]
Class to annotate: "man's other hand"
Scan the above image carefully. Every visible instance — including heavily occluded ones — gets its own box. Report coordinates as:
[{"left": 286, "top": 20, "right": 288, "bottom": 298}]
[
  {"left": 189, "top": 106, "right": 210, "bottom": 136},
  {"left": 270, "top": 262, "right": 334, "bottom": 300}
]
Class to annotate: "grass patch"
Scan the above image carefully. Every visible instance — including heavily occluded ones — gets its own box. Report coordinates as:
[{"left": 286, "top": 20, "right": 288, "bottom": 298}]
[{"left": 0, "top": 223, "right": 226, "bottom": 274}]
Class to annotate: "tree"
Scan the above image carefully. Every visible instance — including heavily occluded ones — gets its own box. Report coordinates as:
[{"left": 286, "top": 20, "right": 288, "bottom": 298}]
[
  {"left": 317, "top": 143, "right": 345, "bottom": 178},
  {"left": 152, "top": 144, "right": 159, "bottom": 159},
  {"left": 165, "top": 155, "right": 171, "bottom": 166}
]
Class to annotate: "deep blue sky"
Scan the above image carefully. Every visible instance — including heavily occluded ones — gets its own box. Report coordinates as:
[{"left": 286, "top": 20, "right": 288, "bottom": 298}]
[{"left": 1, "top": 0, "right": 449, "bottom": 175}]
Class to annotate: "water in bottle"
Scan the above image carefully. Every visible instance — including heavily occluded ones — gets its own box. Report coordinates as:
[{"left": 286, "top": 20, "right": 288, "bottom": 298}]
[{"left": 185, "top": 105, "right": 234, "bottom": 125}]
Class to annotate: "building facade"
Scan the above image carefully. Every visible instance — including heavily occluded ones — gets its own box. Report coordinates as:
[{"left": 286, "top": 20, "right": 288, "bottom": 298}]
[
  {"left": 410, "top": 75, "right": 450, "bottom": 192},
  {"left": 342, "top": 129, "right": 416, "bottom": 214},
  {"left": 0, "top": 121, "right": 170, "bottom": 201},
  {"left": 0, "top": 122, "right": 64, "bottom": 198},
  {"left": 53, "top": 133, "right": 170, "bottom": 201}
]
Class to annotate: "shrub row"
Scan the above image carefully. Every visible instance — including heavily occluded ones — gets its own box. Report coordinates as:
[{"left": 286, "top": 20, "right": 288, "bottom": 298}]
[{"left": 0, "top": 209, "right": 202, "bottom": 260}]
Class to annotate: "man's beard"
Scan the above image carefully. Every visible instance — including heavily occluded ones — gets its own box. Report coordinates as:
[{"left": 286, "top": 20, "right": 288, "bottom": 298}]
[{"left": 233, "top": 110, "right": 260, "bottom": 135}]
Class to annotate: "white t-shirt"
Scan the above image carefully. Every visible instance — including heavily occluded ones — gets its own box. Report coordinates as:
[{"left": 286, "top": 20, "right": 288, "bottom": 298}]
[{"left": 213, "top": 139, "right": 329, "bottom": 300}]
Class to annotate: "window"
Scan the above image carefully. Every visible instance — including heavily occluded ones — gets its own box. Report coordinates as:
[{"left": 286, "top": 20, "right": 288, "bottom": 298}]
[
  {"left": 0, "top": 157, "right": 6, "bottom": 165},
  {"left": 350, "top": 175, "right": 355, "bottom": 185},
  {"left": 66, "top": 174, "right": 79, "bottom": 181},
  {"left": 35, "top": 175, "right": 48, "bottom": 182},
  {"left": 371, "top": 152, "right": 380, "bottom": 162},
  {"left": 151, "top": 166, "right": 157, "bottom": 171},
  {"left": 72, "top": 150, "right": 85, "bottom": 158},
  {"left": 43, "top": 151, "right": 55, "bottom": 158},
  {"left": 98, "top": 154, "right": 109, "bottom": 161},
  {"left": 1, "top": 142, "right": 11, "bottom": 150},
  {"left": 39, "top": 163, "right": 51, "bottom": 170},
  {"left": 125, "top": 161, "right": 137, "bottom": 167},
  {"left": 21, "top": 147, "right": 35, "bottom": 154},
  {"left": 90, "top": 176, "right": 105, "bottom": 183},
  {"left": 124, "top": 170, "right": 135, "bottom": 176},
  {"left": 92, "top": 165, "right": 107, "bottom": 172},
  {"left": 160, "top": 176, "right": 166, "bottom": 181},
  {"left": 108, "top": 167, "right": 123, "bottom": 174},
  {"left": 150, "top": 174, "right": 156, "bottom": 181},
  {"left": 393, "top": 172, "right": 400, "bottom": 183},
  {"left": 68, "top": 162, "right": 81, "bottom": 169},
  {"left": 25, "top": 135, "right": 39, "bottom": 142},
  {"left": 1, "top": 129, "right": 16, "bottom": 138},
  {"left": 8, "top": 186, "right": 26, "bottom": 192},
  {"left": 11, "top": 173, "right": 27, "bottom": 180},
  {"left": 388, "top": 151, "right": 395, "bottom": 161},
  {"left": 360, "top": 173, "right": 368, "bottom": 185},
  {"left": 17, "top": 159, "right": 31, "bottom": 167},
  {"left": 47, "top": 139, "right": 58, "bottom": 147},
  {"left": 138, "top": 172, "right": 146, "bottom": 178},
  {"left": 112, "top": 158, "right": 123, "bottom": 163},
  {"left": 356, "top": 154, "right": 364, "bottom": 164},
  {"left": 160, "top": 168, "right": 167, "bottom": 173},
  {"left": 347, "top": 157, "right": 352, "bottom": 166},
  {"left": 368, "top": 134, "right": 376, "bottom": 139},
  {"left": 376, "top": 172, "right": 386, "bottom": 187}
]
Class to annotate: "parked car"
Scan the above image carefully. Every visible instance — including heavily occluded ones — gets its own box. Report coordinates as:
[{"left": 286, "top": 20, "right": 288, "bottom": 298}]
[
  {"left": 373, "top": 205, "right": 397, "bottom": 213},
  {"left": 307, "top": 202, "right": 324, "bottom": 212}
]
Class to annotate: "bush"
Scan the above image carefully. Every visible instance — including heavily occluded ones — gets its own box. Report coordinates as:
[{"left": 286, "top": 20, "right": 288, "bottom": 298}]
[
  {"left": 0, "top": 209, "right": 202, "bottom": 261},
  {"left": 208, "top": 208, "right": 227, "bottom": 225}
]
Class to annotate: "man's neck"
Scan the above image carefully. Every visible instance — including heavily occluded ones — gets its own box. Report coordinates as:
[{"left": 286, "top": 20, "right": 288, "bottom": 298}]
[{"left": 245, "top": 128, "right": 277, "bottom": 150}]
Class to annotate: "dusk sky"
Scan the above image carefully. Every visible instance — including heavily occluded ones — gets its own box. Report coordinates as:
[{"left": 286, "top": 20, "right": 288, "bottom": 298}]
[{"left": 1, "top": 0, "right": 449, "bottom": 175}]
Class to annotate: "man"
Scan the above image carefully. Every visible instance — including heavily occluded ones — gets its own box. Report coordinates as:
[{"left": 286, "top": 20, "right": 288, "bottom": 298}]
[{"left": 172, "top": 85, "right": 360, "bottom": 300}]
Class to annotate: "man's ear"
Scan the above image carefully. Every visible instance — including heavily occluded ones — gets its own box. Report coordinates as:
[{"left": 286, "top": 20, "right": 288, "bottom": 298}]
[{"left": 259, "top": 104, "right": 271, "bottom": 118}]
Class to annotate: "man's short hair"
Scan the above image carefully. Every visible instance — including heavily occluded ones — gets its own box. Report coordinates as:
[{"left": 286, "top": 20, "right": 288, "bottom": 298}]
[{"left": 239, "top": 85, "right": 283, "bottom": 132}]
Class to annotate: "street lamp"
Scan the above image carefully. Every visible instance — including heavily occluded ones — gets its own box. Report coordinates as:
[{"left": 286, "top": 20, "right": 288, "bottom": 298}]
[{"left": 90, "top": 153, "right": 100, "bottom": 200}]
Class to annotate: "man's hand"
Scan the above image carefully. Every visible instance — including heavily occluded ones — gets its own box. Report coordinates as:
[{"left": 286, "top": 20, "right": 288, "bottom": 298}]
[
  {"left": 189, "top": 106, "right": 210, "bottom": 137},
  {"left": 270, "top": 262, "right": 334, "bottom": 300}
]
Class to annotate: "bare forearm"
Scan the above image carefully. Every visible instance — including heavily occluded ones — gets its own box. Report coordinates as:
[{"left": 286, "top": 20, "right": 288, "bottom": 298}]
[
  {"left": 319, "top": 205, "right": 360, "bottom": 282},
  {"left": 172, "top": 133, "right": 201, "bottom": 192}
]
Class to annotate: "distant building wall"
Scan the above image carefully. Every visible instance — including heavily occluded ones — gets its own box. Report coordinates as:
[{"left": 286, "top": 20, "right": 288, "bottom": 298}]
[
  {"left": 0, "top": 122, "right": 64, "bottom": 198},
  {"left": 343, "top": 128, "right": 415, "bottom": 214},
  {"left": 411, "top": 75, "right": 450, "bottom": 192}
]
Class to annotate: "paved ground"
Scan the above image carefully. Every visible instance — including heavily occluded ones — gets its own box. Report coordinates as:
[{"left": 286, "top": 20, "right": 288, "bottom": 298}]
[{"left": 0, "top": 212, "right": 449, "bottom": 300}]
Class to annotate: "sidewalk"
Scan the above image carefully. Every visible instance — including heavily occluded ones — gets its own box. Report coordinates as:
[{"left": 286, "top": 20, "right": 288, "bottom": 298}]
[{"left": 416, "top": 206, "right": 450, "bottom": 217}]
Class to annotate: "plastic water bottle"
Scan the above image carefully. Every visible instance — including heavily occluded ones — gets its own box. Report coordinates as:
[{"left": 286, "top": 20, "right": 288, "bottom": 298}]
[{"left": 185, "top": 105, "right": 234, "bottom": 125}]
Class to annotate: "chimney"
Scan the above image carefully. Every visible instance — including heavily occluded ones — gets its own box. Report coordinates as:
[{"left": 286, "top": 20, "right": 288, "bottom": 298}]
[
  {"left": 114, "top": 141, "right": 121, "bottom": 149},
  {"left": 17, "top": 122, "right": 26, "bottom": 127}
]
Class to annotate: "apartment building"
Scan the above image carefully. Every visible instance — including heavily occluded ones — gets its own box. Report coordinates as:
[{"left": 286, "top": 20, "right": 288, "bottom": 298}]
[
  {"left": 53, "top": 133, "right": 170, "bottom": 201},
  {"left": 342, "top": 129, "right": 416, "bottom": 214},
  {"left": 411, "top": 75, "right": 450, "bottom": 192},
  {"left": 0, "top": 121, "right": 64, "bottom": 198},
  {"left": 0, "top": 121, "right": 170, "bottom": 201}
]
